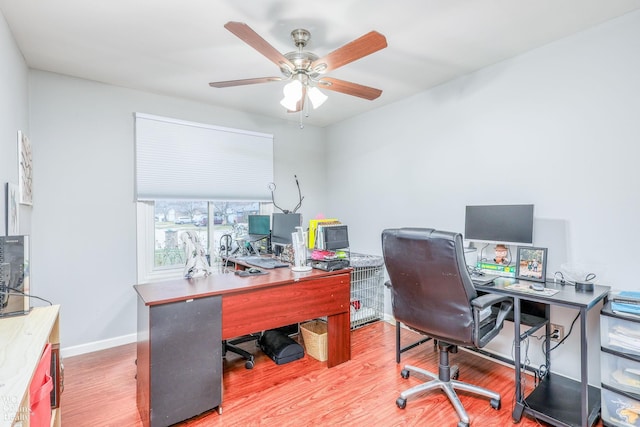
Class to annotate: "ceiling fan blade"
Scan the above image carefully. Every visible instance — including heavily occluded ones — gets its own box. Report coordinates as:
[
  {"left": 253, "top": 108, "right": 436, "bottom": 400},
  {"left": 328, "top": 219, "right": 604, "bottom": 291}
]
[
  {"left": 311, "top": 31, "right": 387, "bottom": 74},
  {"left": 224, "top": 21, "right": 294, "bottom": 72},
  {"left": 209, "top": 77, "right": 283, "bottom": 88},
  {"left": 318, "top": 77, "right": 382, "bottom": 100}
]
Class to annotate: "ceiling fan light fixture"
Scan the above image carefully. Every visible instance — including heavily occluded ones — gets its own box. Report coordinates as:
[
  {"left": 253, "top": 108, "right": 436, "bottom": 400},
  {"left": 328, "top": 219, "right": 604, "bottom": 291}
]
[
  {"left": 312, "top": 63, "right": 328, "bottom": 74},
  {"left": 308, "top": 86, "right": 328, "bottom": 109},
  {"left": 211, "top": 22, "right": 387, "bottom": 117},
  {"left": 280, "top": 79, "right": 303, "bottom": 110}
]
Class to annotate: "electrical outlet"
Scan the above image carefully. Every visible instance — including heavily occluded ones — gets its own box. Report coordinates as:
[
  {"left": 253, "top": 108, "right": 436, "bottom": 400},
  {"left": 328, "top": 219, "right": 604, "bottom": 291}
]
[{"left": 550, "top": 323, "right": 564, "bottom": 342}]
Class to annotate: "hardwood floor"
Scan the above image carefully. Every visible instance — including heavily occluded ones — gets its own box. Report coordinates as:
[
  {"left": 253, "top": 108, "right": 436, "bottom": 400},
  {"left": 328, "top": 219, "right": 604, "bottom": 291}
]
[{"left": 61, "top": 321, "right": 601, "bottom": 426}]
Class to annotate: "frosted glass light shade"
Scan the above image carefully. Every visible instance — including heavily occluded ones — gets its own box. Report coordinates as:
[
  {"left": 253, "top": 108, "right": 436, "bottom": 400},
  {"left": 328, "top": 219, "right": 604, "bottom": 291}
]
[
  {"left": 308, "top": 87, "right": 327, "bottom": 109},
  {"left": 280, "top": 80, "right": 303, "bottom": 110}
]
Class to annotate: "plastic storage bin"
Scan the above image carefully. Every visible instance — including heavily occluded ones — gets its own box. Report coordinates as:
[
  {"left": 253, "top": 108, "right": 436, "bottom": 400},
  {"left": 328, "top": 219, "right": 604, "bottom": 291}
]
[
  {"left": 601, "top": 302, "right": 640, "bottom": 427},
  {"left": 601, "top": 312, "right": 640, "bottom": 357},
  {"left": 601, "top": 348, "right": 640, "bottom": 396},
  {"left": 601, "top": 386, "right": 640, "bottom": 427}
]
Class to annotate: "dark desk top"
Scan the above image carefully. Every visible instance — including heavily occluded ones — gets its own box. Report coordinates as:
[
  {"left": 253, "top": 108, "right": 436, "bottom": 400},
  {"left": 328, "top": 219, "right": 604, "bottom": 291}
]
[
  {"left": 134, "top": 267, "right": 350, "bottom": 306},
  {"left": 482, "top": 277, "right": 610, "bottom": 310}
]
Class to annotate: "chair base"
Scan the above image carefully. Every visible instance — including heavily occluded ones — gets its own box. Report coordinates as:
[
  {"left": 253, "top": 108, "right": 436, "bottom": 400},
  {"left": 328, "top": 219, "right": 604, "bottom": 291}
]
[
  {"left": 396, "top": 348, "right": 501, "bottom": 427},
  {"left": 223, "top": 333, "right": 261, "bottom": 369}
]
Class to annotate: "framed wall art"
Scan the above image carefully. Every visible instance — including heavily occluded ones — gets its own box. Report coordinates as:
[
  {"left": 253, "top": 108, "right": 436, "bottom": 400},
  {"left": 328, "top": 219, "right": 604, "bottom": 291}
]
[
  {"left": 515, "top": 246, "right": 548, "bottom": 283},
  {"left": 18, "top": 130, "right": 33, "bottom": 206},
  {"left": 5, "top": 182, "right": 19, "bottom": 235}
]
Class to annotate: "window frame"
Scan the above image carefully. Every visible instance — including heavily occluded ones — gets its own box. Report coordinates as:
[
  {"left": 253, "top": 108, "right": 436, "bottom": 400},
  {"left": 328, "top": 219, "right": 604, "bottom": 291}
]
[{"left": 136, "top": 200, "right": 274, "bottom": 283}]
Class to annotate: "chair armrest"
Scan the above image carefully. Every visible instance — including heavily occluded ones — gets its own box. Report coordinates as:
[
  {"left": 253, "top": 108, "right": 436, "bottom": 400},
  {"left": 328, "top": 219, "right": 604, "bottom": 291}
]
[
  {"left": 471, "top": 293, "right": 510, "bottom": 310},
  {"left": 471, "top": 294, "right": 513, "bottom": 348}
]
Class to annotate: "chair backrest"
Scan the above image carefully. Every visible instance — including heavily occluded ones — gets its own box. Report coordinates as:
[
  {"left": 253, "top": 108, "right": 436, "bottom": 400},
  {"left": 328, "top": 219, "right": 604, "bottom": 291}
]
[{"left": 382, "top": 228, "right": 478, "bottom": 347}]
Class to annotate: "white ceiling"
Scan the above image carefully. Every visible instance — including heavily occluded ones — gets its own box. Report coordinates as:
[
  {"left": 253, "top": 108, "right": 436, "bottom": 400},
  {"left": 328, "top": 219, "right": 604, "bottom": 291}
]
[{"left": 2, "top": 0, "right": 639, "bottom": 127}]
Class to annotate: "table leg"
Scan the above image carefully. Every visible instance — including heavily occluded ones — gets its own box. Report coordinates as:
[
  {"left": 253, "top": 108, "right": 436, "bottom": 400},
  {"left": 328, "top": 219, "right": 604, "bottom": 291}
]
[
  {"left": 512, "top": 297, "right": 525, "bottom": 422},
  {"left": 326, "top": 311, "right": 351, "bottom": 368},
  {"left": 580, "top": 307, "right": 588, "bottom": 427}
]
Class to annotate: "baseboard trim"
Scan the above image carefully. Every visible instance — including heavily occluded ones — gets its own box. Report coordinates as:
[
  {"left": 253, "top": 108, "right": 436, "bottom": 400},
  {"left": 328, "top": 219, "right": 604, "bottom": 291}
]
[{"left": 61, "top": 333, "right": 137, "bottom": 358}]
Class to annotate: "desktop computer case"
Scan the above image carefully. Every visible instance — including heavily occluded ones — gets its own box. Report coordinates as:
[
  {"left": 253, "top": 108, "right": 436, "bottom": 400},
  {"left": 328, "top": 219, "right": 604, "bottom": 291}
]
[{"left": 0, "top": 235, "right": 30, "bottom": 317}]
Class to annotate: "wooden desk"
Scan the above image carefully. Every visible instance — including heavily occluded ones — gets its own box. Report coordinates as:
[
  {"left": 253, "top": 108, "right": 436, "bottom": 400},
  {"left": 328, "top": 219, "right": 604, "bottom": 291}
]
[
  {"left": 484, "top": 278, "right": 610, "bottom": 427},
  {"left": 134, "top": 268, "right": 351, "bottom": 427}
]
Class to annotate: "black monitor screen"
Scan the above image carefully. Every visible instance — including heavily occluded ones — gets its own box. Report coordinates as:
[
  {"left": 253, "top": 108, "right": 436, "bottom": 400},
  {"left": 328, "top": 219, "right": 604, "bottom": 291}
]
[
  {"left": 464, "top": 204, "right": 534, "bottom": 245},
  {"left": 248, "top": 215, "right": 270, "bottom": 235},
  {"left": 323, "top": 225, "right": 349, "bottom": 251},
  {"left": 271, "top": 213, "right": 301, "bottom": 245}
]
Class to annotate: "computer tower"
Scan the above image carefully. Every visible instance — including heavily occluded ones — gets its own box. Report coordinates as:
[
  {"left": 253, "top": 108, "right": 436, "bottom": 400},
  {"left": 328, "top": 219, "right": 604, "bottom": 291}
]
[{"left": 0, "top": 235, "right": 30, "bottom": 317}]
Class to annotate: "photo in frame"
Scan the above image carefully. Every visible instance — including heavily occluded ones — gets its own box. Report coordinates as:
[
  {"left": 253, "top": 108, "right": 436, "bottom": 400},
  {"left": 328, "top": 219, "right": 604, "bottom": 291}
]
[
  {"left": 18, "top": 130, "right": 33, "bottom": 206},
  {"left": 516, "top": 246, "right": 548, "bottom": 283}
]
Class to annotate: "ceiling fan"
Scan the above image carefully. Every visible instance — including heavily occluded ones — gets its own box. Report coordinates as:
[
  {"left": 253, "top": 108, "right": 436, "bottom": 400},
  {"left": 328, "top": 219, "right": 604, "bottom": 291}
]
[{"left": 209, "top": 22, "right": 388, "bottom": 112}]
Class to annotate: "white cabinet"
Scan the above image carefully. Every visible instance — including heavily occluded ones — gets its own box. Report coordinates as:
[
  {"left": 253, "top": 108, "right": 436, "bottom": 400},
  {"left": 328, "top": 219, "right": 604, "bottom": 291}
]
[{"left": 0, "top": 305, "right": 61, "bottom": 427}]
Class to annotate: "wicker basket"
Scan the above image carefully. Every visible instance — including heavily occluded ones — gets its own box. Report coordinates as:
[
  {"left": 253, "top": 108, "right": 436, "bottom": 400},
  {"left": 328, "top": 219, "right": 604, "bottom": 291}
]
[{"left": 300, "top": 320, "right": 328, "bottom": 362}]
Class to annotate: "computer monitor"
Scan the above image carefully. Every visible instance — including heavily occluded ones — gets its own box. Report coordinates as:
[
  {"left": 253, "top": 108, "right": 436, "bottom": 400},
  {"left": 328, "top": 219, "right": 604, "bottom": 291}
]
[
  {"left": 271, "top": 213, "right": 302, "bottom": 246},
  {"left": 248, "top": 215, "right": 270, "bottom": 236},
  {"left": 464, "top": 204, "right": 534, "bottom": 245},
  {"left": 322, "top": 225, "right": 349, "bottom": 251}
]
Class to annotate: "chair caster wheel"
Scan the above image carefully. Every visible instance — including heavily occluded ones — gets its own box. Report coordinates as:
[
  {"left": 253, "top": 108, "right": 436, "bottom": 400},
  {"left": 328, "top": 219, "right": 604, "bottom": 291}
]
[
  {"left": 457, "top": 422, "right": 469, "bottom": 427},
  {"left": 396, "top": 397, "right": 407, "bottom": 409},
  {"left": 400, "top": 369, "right": 410, "bottom": 379},
  {"left": 451, "top": 365, "right": 459, "bottom": 380},
  {"left": 245, "top": 360, "right": 254, "bottom": 369},
  {"left": 490, "top": 398, "right": 501, "bottom": 410}
]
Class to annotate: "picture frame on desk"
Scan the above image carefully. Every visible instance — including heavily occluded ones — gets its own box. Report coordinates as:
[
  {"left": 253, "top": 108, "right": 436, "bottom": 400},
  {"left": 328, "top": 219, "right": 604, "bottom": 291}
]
[{"left": 515, "top": 246, "right": 547, "bottom": 283}]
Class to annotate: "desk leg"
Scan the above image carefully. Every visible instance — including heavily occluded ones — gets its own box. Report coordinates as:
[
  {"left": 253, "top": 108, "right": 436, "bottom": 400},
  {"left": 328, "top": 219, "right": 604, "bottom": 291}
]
[
  {"left": 396, "top": 321, "right": 401, "bottom": 363},
  {"left": 326, "top": 311, "right": 351, "bottom": 368},
  {"left": 580, "top": 307, "right": 588, "bottom": 427},
  {"left": 512, "top": 297, "right": 525, "bottom": 422},
  {"left": 395, "top": 321, "right": 432, "bottom": 364}
]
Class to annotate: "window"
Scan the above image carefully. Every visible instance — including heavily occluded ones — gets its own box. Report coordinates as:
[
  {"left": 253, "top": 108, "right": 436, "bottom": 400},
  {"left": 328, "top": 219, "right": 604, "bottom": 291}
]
[
  {"left": 134, "top": 114, "right": 275, "bottom": 282},
  {"left": 137, "top": 200, "right": 273, "bottom": 282}
]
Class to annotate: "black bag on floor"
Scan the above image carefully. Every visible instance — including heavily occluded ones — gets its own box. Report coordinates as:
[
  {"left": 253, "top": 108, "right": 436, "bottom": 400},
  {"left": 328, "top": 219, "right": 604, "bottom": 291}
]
[{"left": 259, "top": 329, "right": 304, "bottom": 365}]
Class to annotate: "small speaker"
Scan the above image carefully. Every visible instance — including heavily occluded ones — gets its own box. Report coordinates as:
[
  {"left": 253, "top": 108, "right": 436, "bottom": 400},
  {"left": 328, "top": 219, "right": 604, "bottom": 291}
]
[{"left": 575, "top": 281, "right": 594, "bottom": 292}]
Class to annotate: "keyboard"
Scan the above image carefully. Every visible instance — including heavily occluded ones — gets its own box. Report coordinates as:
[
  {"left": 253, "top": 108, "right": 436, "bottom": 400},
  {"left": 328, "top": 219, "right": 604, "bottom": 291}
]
[
  {"left": 236, "top": 234, "right": 269, "bottom": 243},
  {"left": 239, "top": 256, "right": 289, "bottom": 269}
]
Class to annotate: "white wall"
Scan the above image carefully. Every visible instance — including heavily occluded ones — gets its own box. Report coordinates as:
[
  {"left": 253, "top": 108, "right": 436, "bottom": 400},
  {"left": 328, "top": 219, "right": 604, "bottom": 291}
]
[
  {"left": 326, "top": 10, "right": 640, "bottom": 381},
  {"left": 28, "top": 70, "right": 327, "bottom": 352},
  {"left": 0, "top": 11, "right": 30, "bottom": 235}
]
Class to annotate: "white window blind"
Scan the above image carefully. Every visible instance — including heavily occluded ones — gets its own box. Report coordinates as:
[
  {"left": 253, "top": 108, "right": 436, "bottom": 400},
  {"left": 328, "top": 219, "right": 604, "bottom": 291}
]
[{"left": 134, "top": 113, "right": 273, "bottom": 201}]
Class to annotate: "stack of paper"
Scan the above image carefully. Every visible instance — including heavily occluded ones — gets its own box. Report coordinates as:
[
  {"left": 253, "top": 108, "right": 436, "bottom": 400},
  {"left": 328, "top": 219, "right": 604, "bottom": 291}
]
[{"left": 609, "top": 324, "right": 640, "bottom": 354}]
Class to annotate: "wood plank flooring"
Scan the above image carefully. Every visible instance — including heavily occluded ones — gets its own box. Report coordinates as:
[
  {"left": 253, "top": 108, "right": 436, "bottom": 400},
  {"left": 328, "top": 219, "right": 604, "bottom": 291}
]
[{"left": 60, "top": 321, "right": 602, "bottom": 426}]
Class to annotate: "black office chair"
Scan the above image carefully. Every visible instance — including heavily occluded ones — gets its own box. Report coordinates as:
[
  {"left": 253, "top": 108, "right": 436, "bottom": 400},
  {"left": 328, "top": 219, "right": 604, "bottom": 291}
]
[{"left": 382, "top": 228, "right": 513, "bottom": 427}]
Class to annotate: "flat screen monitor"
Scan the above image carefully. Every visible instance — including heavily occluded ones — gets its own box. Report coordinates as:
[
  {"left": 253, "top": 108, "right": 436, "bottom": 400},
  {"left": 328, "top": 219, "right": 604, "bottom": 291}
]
[
  {"left": 271, "top": 213, "right": 301, "bottom": 245},
  {"left": 248, "top": 215, "right": 270, "bottom": 235},
  {"left": 464, "top": 204, "right": 534, "bottom": 245},
  {"left": 323, "top": 225, "right": 349, "bottom": 251}
]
